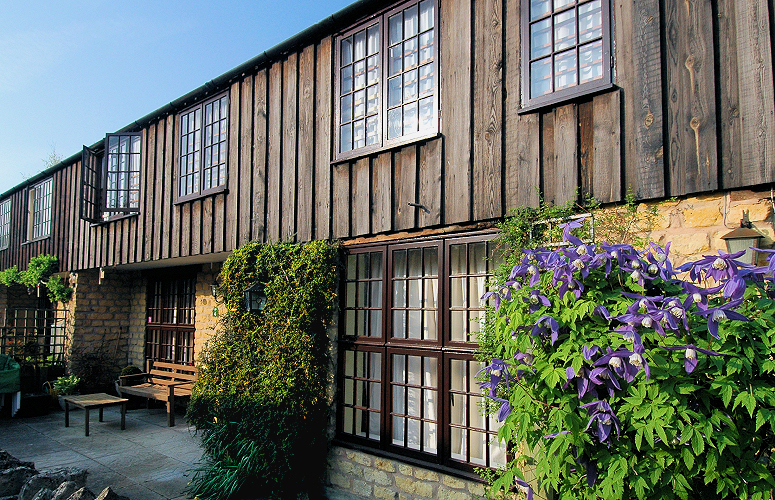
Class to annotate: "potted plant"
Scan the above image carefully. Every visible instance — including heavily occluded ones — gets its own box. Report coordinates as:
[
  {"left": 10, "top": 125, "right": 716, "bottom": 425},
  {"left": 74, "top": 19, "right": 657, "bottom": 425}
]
[{"left": 52, "top": 374, "right": 80, "bottom": 410}]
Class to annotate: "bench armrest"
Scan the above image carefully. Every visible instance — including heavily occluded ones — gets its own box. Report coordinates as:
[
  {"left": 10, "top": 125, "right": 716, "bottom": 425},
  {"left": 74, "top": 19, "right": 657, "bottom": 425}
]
[{"left": 118, "top": 372, "right": 149, "bottom": 386}]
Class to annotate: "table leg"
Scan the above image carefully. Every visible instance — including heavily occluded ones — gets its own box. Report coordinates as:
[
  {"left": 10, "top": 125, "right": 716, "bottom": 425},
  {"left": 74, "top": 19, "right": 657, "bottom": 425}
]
[
  {"left": 99, "top": 407, "right": 104, "bottom": 422},
  {"left": 120, "top": 402, "right": 126, "bottom": 430},
  {"left": 84, "top": 409, "right": 90, "bottom": 437},
  {"left": 65, "top": 401, "right": 70, "bottom": 427}
]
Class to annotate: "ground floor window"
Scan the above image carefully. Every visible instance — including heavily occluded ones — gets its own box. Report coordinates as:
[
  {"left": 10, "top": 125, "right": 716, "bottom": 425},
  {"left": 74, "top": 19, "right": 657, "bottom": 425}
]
[
  {"left": 337, "top": 232, "right": 507, "bottom": 472},
  {"left": 145, "top": 273, "right": 196, "bottom": 365}
]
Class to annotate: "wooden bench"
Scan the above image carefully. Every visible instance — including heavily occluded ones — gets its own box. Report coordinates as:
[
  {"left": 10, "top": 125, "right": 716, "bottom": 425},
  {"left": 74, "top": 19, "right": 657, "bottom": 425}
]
[{"left": 117, "top": 360, "right": 197, "bottom": 427}]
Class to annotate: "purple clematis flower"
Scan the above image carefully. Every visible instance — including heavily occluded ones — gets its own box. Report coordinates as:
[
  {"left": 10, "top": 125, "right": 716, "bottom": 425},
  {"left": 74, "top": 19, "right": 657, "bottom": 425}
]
[
  {"left": 615, "top": 310, "right": 668, "bottom": 336},
  {"left": 580, "top": 400, "right": 621, "bottom": 443},
  {"left": 660, "top": 344, "right": 724, "bottom": 374},
  {"left": 678, "top": 249, "right": 749, "bottom": 282},
  {"left": 693, "top": 298, "right": 749, "bottom": 339},
  {"left": 523, "top": 289, "right": 551, "bottom": 313},
  {"left": 560, "top": 217, "right": 586, "bottom": 246},
  {"left": 491, "top": 396, "right": 512, "bottom": 422},
  {"left": 477, "top": 358, "right": 513, "bottom": 397},
  {"left": 531, "top": 315, "right": 560, "bottom": 345},
  {"left": 514, "top": 478, "right": 534, "bottom": 500},
  {"left": 723, "top": 275, "right": 747, "bottom": 300},
  {"left": 681, "top": 282, "right": 723, "bottom": 311},
  {"left": 481, "top": 288, "right": 512, "bottom": 311},
  {"left": 753, "top": 248, "right": 775, "bottom": 276}
]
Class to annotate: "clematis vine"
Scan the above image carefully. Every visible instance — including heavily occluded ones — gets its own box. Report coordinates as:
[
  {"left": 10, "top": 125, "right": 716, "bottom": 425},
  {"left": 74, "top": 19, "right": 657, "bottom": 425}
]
[
  {"left": 523, "top": 289, "right": 551, "bottom": 313},
  {"left": 660, "top": 344, "right": 724, "bottom": 374},
  {"left": 678, "top": 249, "right": 750, "bottom": 282},
  {"left": 693, "top": 298, "right": 750, "bottom": 339},
  {"left": 580, "top": 400, "right": 621, "bottom": 443}
]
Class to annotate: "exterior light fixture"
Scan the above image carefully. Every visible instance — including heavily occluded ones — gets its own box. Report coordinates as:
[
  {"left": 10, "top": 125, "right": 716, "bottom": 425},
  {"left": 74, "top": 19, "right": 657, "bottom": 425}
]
[
  {"left": 721, "top": 213, "right": 763, "bottom": 265},
  {"left": 244, "top": 282, "right": 267, "bottom": 312},
  {"left": 211, "top": 283, "right": 219, "bottom": 299}
]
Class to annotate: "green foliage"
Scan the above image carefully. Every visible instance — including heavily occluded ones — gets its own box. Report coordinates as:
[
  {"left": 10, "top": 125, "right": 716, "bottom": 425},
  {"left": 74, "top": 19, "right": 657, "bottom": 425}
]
[
  {"left": 53, "top": 374, "right": 80, "bottom": 395},
  {"left": 479, "top": 220, "right": 775, "bottom": 499},
  {"left": 119, "top": 365, "right": 142, "bottom": 377},
  {"left": 0, "top": 254, "right": 73, "bottom": 303},
  {"left": 187, "top": 240, "right": 339, "bottom": 500}
]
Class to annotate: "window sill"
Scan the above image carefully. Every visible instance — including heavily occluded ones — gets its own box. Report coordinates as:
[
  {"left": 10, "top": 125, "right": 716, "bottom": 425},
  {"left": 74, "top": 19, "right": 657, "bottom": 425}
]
[
  {"left": 175, "top": 185, "right": 229, "bottom": 205},
  {"left": 89, "top": 213, "right": 139, "bottom": 227},
  {"left": 332, "top": 131, "right": 440, "bottom": 165},
  {"left": 22, "top": 236, "right": 51, "bottom": 246},
  {"left": 518, "top": 82, "right": 617, "bottom": 115}
]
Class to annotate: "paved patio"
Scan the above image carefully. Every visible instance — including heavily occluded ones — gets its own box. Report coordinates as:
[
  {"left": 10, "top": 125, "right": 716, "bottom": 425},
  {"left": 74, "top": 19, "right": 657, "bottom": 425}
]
[{"left": 0, "top": 404, "right": 203, "bottom": 500}]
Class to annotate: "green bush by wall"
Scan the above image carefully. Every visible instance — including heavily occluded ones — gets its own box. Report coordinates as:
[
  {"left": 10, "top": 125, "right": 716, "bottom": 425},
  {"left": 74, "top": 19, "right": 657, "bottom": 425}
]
[{"left": 186, "top": 240, "right": 340, "bottom": 500}]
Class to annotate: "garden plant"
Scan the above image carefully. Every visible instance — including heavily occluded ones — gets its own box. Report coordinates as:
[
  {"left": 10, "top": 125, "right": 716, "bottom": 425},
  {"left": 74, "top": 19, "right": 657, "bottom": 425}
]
[{"left": 479, "top": 217, "right": 775, "bottom": 499}]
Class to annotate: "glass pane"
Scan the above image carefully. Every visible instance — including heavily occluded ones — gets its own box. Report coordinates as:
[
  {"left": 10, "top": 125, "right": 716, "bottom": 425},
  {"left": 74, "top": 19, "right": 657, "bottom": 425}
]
[
  {"left": 579, "top": 0, "right": 602, "bottom": 42},
  {"left": 344, "top": 407, "right": 354, "bottom": 434},
  {"left": 419, "top": 96, "right": 434, "bottom": 131},
  {"left": 407, "top": 387, "right": 421, "bottom": 416},
  {"left": 407, "top": 248, "right": 423, "bottom": 276},
  {"left": 554, "top": 9, "right": 577, "bottom": 51},
  {"left": 450, "top": 359, "right": 466, "bottom": 392},
  {"left": 371, "top": 252, "right": 383, "bottom": 276},
  {"left": 419, "top": 31, "right": 434, "bottom": 65},
  {"left": 407, "top": 356, "right": 421, "bottom": 386},
  {"left": 405, "top": 5, "right": 418, "bottom": 38},
  {"left": 354, "top": 30, "right": 366, "bottom": 61},
  {"left": 403, "top": 102, "right": 418, "bottom": 135},
  {"left": 393, "top": 310, "right": 406, "bottom": 338},
  {"left": 424, "top": 422, "right": 437, "bottom": 453},
  {"left": 531, "top": 0, "right": 551, "bottom": 20},
  {"left": 340, "top": 123, "right": 352, "bottom": 152},
  {"left": 530, "top": 18, "right": 552, "bottom": 59},
  {"left": 419, "top": 0, "right": 434, "bottom": 31},
  {"left": 388, "top": 77, "right": 402, "bottom": 108},
  {"left": 389, "top": 45, "right": 403, "bottom": 76},
  {"left": 394, "top": 278, "right": 406, "bottom": 306},
  {"left": 409, "top": 279, "right": 422, "bottom": 308},
  {"left": 555, "top": 50, "right": 578, "bottom": 90},
  {"left": 394, "top": 249, "right": 407, "bottom": 277},
  {"left": 388, "top": 108, "right": 402, "bottom": 139},
  {"left": 354, "top": 89, "right": 366, "bottom": 118},
  {"left": 389, "top": 13, "right": 403, "bottom": 46},
  {"left": 579, "top": 41, "right": 603, "bottom": 84},
  {"left": 393, "top": 415, "right": 405, "bottom": 445},
  {"left": 367, "top": 86, "right": 379, "bottom": 115},
  {"left": 341, "top": 94, "right": 353, "bottom": 123},
  {"left": 491, "top": 437, "right": 508, "bottom": 467},
  {"left": 419, "top": 64, "right": 434, "bottom": 96},
  {"left": 408, "top": 310, "right": 422, "bottom": 339},
  {"left": 367, "top": 55, "right": 380, "bottom": 85},
  {"left": 471, "top": 242, "right": 487, "bottom": 273},
  {"left": 531, "top": 57, "right": 552, "bottom": 97},
  {"left": 370, "top": 352, "right": 382, "bottom": 380},
  {"left": 353, "top": 119, "right": 366, "bottom": 150},
  {"left": 451, "top": 427, "right": 467, "bottom": 460},
  {"left": 346, "top": 283, "right": 356, "bottom": 308},
  {"left": 394, "top": 354, "right": 406, "bottom": 384},
  {"left": 341, "top": 65, "right": 353, "bottom": 94},
  {"left": 407, "top": 419, "right": 421, "bottom": 449},
  {"left": 131, "top": 135, "right": 141, "bottom": 153},
  {"left": 451, "top": 311, "right": 466, "bottom": 341},
  {"left": 404, "top": 69, "right": 418, "bottom": 101},
  {"left": 345, "top": 349, "right": 355, "bottom": 376},
  {"left": 354, "top": 60, "right": 366, "bottom": 90},
  {"left": 450, "top": 277, "right": 467, "bottom": 307},
  {"left": 370, "top": 310, "right": 382, "bottom": 337},
  {"left": 364, "top": 115, "right": 377, "bottom": 143},
  {"left": 470, "top": 430, "right": 487, "bottom": 465},
  {"left": 404, "top": 37, "right": 418, "bottom": 70},
  {"left": 425, "top": 357, "right": 437, "bottom": 387},
  {"left": 347, "top": 254, "right": 357, "bottom": 279},
  {"left": 424, "top": 309, "right": 437, "bottom": 340},
  {"left": 367, "top": 25, "right": 380, "bottom": 55},
  {"left": 357, "top": 281, "right": 368, "bottom": 307},
  {"left": 555, "top": 0, "right": 574, "bottom": 8}
]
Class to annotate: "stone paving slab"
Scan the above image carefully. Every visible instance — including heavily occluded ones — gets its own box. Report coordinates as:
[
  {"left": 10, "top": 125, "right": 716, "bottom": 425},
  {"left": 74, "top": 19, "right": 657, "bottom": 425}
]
[{"left": 0, "top": 406, "right": 202, "bottom": 500}]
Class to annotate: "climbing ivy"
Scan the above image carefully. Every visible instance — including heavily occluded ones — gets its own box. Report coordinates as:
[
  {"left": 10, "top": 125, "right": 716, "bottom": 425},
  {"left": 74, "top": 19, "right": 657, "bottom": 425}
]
[{"left": 0, "top": 254, "right": 72, "bottom": 303}]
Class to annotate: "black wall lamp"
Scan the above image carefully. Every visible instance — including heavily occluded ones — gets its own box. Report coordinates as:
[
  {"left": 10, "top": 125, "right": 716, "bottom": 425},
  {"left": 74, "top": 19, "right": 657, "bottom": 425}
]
[
  {"left": 244, "top": 282, "right": 267, "bottom": 312},
  {"left": 721, "top": 212, "right": 763, "bottom": 265}
]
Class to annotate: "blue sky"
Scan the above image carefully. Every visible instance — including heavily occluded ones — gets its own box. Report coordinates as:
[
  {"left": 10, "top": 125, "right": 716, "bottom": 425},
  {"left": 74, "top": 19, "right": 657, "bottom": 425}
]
[{"left": 0, "top": 0, "right": 353, "bottom": 196}]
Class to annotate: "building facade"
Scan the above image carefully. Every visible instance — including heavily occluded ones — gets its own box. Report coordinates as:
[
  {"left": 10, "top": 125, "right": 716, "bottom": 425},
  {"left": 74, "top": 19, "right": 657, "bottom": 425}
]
[{"left": 1, "top": 0, "right": 774, "bottom": 498}]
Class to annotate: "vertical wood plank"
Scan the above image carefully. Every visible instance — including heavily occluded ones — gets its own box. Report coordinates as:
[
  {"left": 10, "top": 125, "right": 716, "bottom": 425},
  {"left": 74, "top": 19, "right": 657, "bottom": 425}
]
[
  {"left": 267, "top": 62, "right": 283, "bottom": 242},
  {"left": 441, "top": 0, "right": 472, "bottom": 223},
  {"left": 163, "top": 116, "right": 176, "bottom": 259},
  {"left": 253, "top": 70, "right": 268, "bottom": 242},
  {"left": 213, "top": 194, "right": 226, "bottom": 253},
  {"left": 473, "top": 0, "right": 503, "bottom": 220},
  {"left": 351, "top": 157, "right": 371, "bottom": 236},
  {"left": 592, "top": 91, "right": 622, "bottom": 203},
  {"left": 154, "top": 120, "right": 167, "bottom": 261},
  {"left": 615, "top": 0, "right": 665, "bottom": 200},
  {"left": 144, "top": 123, "right": 157, "bottom": 262},
  {"left": 239, "top": 75, "right": 254, "bottom": 247},
  {"left": 371, "top": 152, "right": 392, "bottom": 233},
  {"left": 418, "top": 138, "right": 442, "bottom": 227},
  {"left": 394, "top": 146, "right": 417, "bottom": 231},
  {"left": 282, "top": 54, "right": 298, "bottom": 242},
  {"left": 169, "top": 116, "right": 181, "bottom": 258},
  {"left": 297, "top": 45, "right": 315, "bottom": 243},
  {"left": 579, "top": 100, "right": 595, "bottom": 200},
  {"left": 733, "top": 0, "right": 775, "bottom": 186},
  {"left": 665, "top": 0, "right": 718, "bottom": 195},
  {"left": 180, "top": 203, "right": 191, "bottom": 257},
  {"left": 717, "top": 0, "right": 744, "bottom": 188},
  {"left": 202, "top": 197, "right": 214, "bottom": 254},
  {"left": 553, "top": 104, "right": 578, "bottom": 205},
  {"left": 541, "top": 111, "right": 556, "bottom": 204},
  {"left": 226, "top": 80, "right": 241, "bottom": 250},
  {"left": 68, "top": 162, "right": 80, "bottom": 270},
  {"left": 314, "top": 37, "right": 333, "bottom": 241},
  {"left": 190, "top": 199, "right": 202, "bottom": 255},
  {"left": 332, "top": 162, "right": 350, "bottom": 238},
  {"left": 503, "top": 0, "right": 540, "bottom": 210}
]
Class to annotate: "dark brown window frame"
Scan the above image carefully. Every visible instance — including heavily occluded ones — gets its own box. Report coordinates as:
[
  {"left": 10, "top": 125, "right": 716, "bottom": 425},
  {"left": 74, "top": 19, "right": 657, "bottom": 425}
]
[
  {"left": 0, "top": 198, "right": 11, "bottom": 251},
  {"left": 175, "top": 92, "right": 230, "bottom": 203},
  {"left": 337, "top": 231, "right": 506, "bottom": 474},
  {"left": 333, "top": 0, "right": 440, "bottom": 163},
  {"left": 520, "top": 0, "right": 613, "bottom": 112},
  {"left": 145, "top": 271, "right": 197, "bottom": 366}
]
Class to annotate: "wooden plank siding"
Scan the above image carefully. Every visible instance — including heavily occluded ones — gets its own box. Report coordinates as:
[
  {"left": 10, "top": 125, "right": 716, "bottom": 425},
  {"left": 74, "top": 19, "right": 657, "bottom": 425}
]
[{"left": 1, "top": 0, "right": 775, "bottom": 275}]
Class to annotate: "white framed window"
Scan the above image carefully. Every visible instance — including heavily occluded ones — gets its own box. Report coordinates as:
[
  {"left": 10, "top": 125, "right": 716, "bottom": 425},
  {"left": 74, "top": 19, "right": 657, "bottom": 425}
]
[
  {"left": 0, "top": 199, "right": 11, "bottom": 250},
  {"left": 28, "top": 178, "right": 53, "bottom": 241}
]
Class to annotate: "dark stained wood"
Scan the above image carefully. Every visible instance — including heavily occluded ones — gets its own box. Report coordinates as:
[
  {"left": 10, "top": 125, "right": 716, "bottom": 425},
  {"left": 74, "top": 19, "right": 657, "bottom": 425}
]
[
  {"left": 68, "top": 162, "right": 80, "bottom": 270},
  {"left": 252, "top": 70, "right": 268, "bottom": 243},
  {"left": 371, "top": 152, "right": 392, "bottom": 233},
  {"left": 213, "top": 194, "right": 225, "bottom": 253},
  {"left": 190, "top": 199, "right": 202, "bottom": 256},
  {"left": 733, "top": 0, "right": 775, "bottom": 187},
  {"left": 297, "top": 45, "right": 315, "bottom": 243},
  {"left": 592, "top": 91, "right": 622, "bottom": 203},
  {"left": 540, "top": 110, "right": 556, "bottom": 204},
  {"left": 615, "top": 0, "right": 665, "bottom": 200},
  {"left": 161, "top": 116, "right": 174, "bottom": 260},
  {"left": 267, "top": 62, "right": 283, "bottom": 242},
  {"left": 665, "top": 0, "right": 718, "bottom": 195},
  {"left": 716, "top": 0, "right": 744, "bottom": 188},
  {"left": 503, "top": 0, "right": 540, "bottom": 211},
  {"left": 553, "top": 104, "right": 578, "bottom": 205},
  {"left": 226, "top": 81, "right": 241, "bottom": 250},
  {"left": 144, "top": 123, "right": 158, "bottom": 263},
  {"left": 352, "top": 157, "right": 371, "bottom": 236},
  {"left": 314, "top": 37, "right": 333, "bottom": 241},
  {"left": 170, "top": 116, "right": 181, "bottom": 259},
  {"left": 282, "top": 54, "right": 299, "bottom": 242},
  {"left": 332, "top": 162, "right": 350, "bottom": 239},
  {"left": 201, "top": 197, "right": 214, "bottom": 255},
  {"left": 239, "top": 75, "right": 255, "bottom": 248},
  {"left": 394, "top": 145, "right": 417, "bottom": 231},
  {"left": 418, "top": 138, "right": 442, "bottom": 227},
  {"left": 472, "top": 0, "right": 503, "bottom": 220},
  {"left": 180, "top": 203, "right": 191, "bottom": 258},
  {"left": 440, "top": 0, "right": 472, "bottom": 224},
  {"left": 579, "top": 100, "right": 595, "bottom": 201}
]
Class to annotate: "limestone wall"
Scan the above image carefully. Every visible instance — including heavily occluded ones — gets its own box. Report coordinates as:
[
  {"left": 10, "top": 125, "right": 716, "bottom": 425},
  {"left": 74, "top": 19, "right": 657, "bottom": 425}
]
[{"left": 194, "top": 263, "right": 221, "bottom": 363}]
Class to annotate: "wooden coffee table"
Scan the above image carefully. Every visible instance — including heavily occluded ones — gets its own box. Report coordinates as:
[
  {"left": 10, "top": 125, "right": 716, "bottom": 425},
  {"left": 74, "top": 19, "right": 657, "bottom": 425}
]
[{"left": 63, "top": 393, "right": 129, "bottom": 436}]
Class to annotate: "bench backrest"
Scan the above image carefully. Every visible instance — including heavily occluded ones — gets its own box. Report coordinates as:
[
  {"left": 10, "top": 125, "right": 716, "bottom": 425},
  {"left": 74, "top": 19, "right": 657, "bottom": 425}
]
[{"left": 145, "top": 360, "right": 198, "bottom": 389}]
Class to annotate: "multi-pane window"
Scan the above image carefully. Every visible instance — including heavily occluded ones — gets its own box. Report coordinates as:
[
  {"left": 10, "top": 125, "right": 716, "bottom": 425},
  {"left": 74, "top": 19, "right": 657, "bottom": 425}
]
[
  {"left": 522, "top": 0, "right": 611, "bottom": 109},
  {"left": 338, "top": 233, "right": 507, "bottom": 472},
  {"left": 146, "top": 274, "right": 196, "bottom": 365},
  {"left": 178, "top": 94, "right": 229, "bottom": 200},
  {"left": 336, "top": 0, "right": 438, "bottom": 158},
  {"left": 28, "top": 178, "right": 53, "bottom": 241},
  {"left": 0, "top": 199, "right": 10, "bottom": 250},
  {"left": 104, "top": 133, "right": 142, "bottom": 213}
]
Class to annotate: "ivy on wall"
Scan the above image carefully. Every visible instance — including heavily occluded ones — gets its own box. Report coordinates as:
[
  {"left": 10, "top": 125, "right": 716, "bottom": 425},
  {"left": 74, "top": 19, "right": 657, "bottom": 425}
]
[
  {"left": 186, "top": 240, "right": 340, "bottom": 500},
  {"left": 0, "top": 254, "right": 73, "bottom": 303}
]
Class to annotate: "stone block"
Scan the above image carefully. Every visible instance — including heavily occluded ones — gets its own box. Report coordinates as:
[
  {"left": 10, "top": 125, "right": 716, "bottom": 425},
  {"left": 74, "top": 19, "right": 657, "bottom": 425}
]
[
  {"left": 364, "top": 469, "right": 390, "bottom": 486},
  {"left": 374, "top": 458, "right": 396, "bottom": 473},
  {"left": 345, "top": 451, "right": 372, "bottom": 467},
  {"left": 0, "top": 467, "right": 37, "bottom": 497},
  {"left": 374, "top": 485, "right": 398, "bottom": 500},
  {"left": 352, "top": 479, "right": 372, "bottom": 498},
  {"left": 441, "top": 476, "right": 466, "bottom": 489},
  {"left": 395, "top": 477, "right": 433, "bottom": 498},
  {"left": 329, "top": 472, "right": 351, "bottom": 489},
  {"left": 338, "top": 460, "right": 363, "bottom": 477},
  {"left": 397, "top": 464, "right": 413, "bottom": 476},
  {"left": 438, "top": 487, "right": 473, "bottom": 500},
  {"left": 467, "top": 482, "right": 486, "bottom": 496},
  {"left": 414, "top": 469, "right": 438, "bottom": 481},
  {"left": 668, "top": 232, "right": 711, "bottom": 257},
  {"left": 682, "top": 206, "right": 722, "bottom": 228}
]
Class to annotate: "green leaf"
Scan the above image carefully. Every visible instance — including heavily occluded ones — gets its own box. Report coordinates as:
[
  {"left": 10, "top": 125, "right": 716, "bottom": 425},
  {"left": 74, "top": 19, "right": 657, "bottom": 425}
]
[{"left": 690, "top": 429, "right": 704, "bottom": 455}]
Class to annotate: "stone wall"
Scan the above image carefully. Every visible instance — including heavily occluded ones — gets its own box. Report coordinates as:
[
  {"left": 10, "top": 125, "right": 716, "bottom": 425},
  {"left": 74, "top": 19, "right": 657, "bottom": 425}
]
[
  {"left": 326, "top": 447, "right": 487, "bottom": 500},
  {"left": 126, "top": 274, "right": 147, "bottom": 368},
  {"left": 194, "top": 263, "right": 221, "bottom": 363}
]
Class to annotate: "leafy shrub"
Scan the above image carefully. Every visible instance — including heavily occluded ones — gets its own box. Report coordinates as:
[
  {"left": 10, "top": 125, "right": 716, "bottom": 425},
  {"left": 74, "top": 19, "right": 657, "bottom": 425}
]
[
  {"left": 187, "top": 240, "right": 339, "bottom": 500},
  {"left": 480, "top": 218, "right": 775, "bottom": 499},
  {"left": 53, "top": 374, "right": 80, "bottom": 395},
  {"left": 0, "top": 254, "right": 73, "bottom": 303},
  {"left": 69, "top": 344, "right": 119, "bottom": 394}
]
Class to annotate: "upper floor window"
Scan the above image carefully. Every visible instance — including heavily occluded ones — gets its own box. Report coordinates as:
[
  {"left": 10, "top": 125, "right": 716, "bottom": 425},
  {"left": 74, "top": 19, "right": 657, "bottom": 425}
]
[
  {"left": 28, "top": 178, "right": 53, "bottom": 241},
  {"left": 0, "top": 199, "right": 10, "bottom": 250},
  {"left": 521, "top": 0, "right": 612, "bottom": 110},
  {"left": 177, "top": 94, "right": 229, "bottom": 201},
  {"left": 335, "top": 0, "right": 438, "bottom": 160},
  {"left": 80, "top": 132, "right": 143, "bottom": 223}
]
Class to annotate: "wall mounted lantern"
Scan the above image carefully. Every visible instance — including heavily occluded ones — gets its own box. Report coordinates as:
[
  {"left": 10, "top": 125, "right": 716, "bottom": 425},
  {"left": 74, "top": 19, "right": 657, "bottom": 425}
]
[
  {"left": 721, "top": 213, "right": 763, "bottom": 265},
  {"left": 211, "top": 282, "right": 220, "bottom": 299},
  {"left": 244, "top": 282, "right": 267, "bottom": 312}
]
